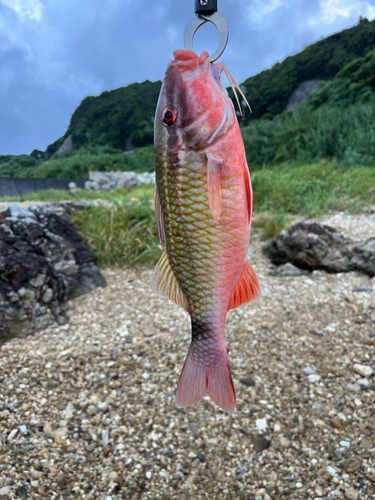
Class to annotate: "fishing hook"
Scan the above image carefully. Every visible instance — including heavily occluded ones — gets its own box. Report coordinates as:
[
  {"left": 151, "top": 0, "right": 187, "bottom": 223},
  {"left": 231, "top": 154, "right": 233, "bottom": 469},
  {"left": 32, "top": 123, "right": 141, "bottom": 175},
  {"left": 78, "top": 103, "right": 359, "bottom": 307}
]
[{"left": 184, "top": 0, "right": 229, "bottom": 63}]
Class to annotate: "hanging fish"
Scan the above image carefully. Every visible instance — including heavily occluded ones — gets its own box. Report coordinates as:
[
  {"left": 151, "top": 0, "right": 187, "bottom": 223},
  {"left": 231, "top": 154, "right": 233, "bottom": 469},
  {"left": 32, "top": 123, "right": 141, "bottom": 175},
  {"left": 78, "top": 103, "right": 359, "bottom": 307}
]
[{"left": 151, "top": 49, "right": 260, "bottom": 414}]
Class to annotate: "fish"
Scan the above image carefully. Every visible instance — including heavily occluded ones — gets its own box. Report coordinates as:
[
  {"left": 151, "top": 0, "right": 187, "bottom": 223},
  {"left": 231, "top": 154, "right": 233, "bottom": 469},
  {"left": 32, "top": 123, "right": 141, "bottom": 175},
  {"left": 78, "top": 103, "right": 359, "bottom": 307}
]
[{"left": 151, "top": 49, "right": 261, "bottom": 414}]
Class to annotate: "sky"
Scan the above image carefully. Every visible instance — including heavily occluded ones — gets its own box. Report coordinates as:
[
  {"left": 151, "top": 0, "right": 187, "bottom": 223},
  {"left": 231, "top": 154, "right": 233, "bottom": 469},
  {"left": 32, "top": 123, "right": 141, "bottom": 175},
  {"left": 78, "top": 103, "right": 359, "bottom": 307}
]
[{"left": 0, "top": 0, "right": 374, "bottom": 155}]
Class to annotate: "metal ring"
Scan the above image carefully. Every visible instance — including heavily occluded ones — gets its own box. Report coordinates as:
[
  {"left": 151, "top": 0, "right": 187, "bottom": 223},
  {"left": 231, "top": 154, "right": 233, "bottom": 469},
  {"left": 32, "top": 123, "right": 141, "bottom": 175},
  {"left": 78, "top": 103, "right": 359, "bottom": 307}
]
[{"left": 184, "top": 12, "right": 229, "bottom": 63}]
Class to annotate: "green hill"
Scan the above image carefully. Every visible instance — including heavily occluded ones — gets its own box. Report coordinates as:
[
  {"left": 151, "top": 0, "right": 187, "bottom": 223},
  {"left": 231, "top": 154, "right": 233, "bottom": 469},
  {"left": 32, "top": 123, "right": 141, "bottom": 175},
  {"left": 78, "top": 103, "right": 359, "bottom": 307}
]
[
  {"left": 45, "top": 17, "right": 375, "bottom": 156},
  {"left": 1, "top": 17, "right": 375, "bottom": 179},
  {"left": 45, "top": 80, "right": 162, "bottom": 158},
  {"left": 242, "top": 46, "right": 375, "bottom": 167},
  {"left": 239, "top": 16, "right": 375, "bottom": 122}
]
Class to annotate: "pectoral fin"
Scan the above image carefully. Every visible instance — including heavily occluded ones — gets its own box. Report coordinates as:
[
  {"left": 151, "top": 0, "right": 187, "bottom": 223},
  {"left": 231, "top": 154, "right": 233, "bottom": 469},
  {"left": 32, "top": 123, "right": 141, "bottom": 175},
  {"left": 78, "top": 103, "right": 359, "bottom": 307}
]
[
  {"left": 207, "top": 153, "right": 223, "bottom": 224},
  {"left": 150, "top": 251, "right": 189, "bottom": 312},
  {"left": 228, "top": 261, "right": 261, "bottom": 311},
  {"left": 154, "top": 183, "right": 166, "bottom": 245}
]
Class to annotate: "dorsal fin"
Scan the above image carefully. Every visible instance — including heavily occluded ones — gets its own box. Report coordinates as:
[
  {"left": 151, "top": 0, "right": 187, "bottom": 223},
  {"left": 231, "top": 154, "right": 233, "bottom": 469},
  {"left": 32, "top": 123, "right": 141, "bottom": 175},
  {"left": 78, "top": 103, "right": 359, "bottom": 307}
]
[
  {"left": 207, "top": 153, "right": 223, "bottom": 224},
  {"left": 228, "top": 261, "right": 261, "bottom": 311},
  {"left": 150, "top": 251, "right": 189, "bottom": 312},
  {"left": 154, "top": 183, "right": 166, "bottom": 244}
]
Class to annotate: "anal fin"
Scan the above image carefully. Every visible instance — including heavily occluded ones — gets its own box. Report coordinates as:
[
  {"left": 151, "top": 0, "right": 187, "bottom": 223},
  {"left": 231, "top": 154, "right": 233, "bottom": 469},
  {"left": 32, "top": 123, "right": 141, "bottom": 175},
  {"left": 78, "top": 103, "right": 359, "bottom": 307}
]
[
  {"left": 150, "top": 251, "right": 189, "bottom": 312},
  {"left": 228, "top": 260, "right": 261, "bottom": 311}
]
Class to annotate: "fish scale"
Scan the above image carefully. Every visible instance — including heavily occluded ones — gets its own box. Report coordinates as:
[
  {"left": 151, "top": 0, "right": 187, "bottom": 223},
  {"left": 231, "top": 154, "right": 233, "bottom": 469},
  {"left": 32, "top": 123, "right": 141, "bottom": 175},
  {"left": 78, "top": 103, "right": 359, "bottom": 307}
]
[{"left": 152, "top": 49, "right": 260, "bottom": 414}]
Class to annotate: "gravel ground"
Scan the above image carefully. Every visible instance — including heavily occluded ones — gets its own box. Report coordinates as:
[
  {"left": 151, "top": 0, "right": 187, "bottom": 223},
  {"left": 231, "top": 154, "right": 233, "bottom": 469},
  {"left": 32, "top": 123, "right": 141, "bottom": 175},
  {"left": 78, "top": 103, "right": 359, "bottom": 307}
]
[{"left": 0, "top": 212, "right": 374, "bottom": 500}]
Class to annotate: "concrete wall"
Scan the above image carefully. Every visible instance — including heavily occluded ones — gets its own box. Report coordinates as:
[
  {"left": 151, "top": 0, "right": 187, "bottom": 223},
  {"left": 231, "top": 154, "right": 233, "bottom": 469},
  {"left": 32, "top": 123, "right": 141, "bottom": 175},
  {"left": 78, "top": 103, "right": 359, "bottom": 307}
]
[{"left": 0, "top": 178, "right": 86, "bottom": 198}]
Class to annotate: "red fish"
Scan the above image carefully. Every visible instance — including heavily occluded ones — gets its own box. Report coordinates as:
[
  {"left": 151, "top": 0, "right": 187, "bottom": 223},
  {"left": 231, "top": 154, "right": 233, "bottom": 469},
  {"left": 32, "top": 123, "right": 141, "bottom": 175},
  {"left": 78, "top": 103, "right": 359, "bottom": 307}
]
[{"left": 152, "top": 50, "right": 260, "bottom": 414}]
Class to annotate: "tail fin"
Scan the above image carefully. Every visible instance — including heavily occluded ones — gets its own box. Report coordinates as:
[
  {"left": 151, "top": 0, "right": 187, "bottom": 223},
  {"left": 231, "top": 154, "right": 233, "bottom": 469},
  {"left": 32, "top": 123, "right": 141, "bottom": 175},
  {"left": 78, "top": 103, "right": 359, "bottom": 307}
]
[{"left": 175, "top": 348, "right": 236, "bottom": 415}]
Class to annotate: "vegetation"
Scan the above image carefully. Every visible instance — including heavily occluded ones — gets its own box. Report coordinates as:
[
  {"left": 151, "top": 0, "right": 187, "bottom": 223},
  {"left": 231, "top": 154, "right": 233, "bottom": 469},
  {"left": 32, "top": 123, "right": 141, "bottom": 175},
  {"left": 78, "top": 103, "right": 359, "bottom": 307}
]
[
  {"left": 1, "top": 18, "right": 375, "bottom": 179},
  {"left": 240, "top": 17, "right": 375, "bottom": 122},
  {"left": 0, "top": 145, "right": 154, "bottom": 179},
  {"left": 243, "top": 97, "right": 375, "bottom": 167},
  {"left": 71, "top": 198, "right": 162, "bottom": 268},
  {"left": 46, "top": 80, "right": 161, "bottom": 157},
  {"left": 3, "top": 161, "right": 374, "bottom": 267}
]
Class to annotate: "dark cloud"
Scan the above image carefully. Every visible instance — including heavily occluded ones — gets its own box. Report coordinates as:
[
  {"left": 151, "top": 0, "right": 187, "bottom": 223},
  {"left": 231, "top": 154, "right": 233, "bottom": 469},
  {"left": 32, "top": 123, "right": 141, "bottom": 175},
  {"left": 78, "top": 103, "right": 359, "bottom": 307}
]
[{"left": 0, "top": 0, "right": 374, "bottom": 154}]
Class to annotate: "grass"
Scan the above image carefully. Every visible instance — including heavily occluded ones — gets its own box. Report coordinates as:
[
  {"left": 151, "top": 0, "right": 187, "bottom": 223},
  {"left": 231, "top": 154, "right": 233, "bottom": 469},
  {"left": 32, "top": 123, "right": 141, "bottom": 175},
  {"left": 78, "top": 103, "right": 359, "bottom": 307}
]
[
  {"left": 0, "top": 185, "right": 155, "bottom": 203},
  {"left": 243, "top": 98, "right": 375, "bottom": 168},
  {"left": 71, "top": 198, "right": 162, "bottom": 268},
  {"left": 251, "top": 161, "right": 375, "bottom": 216},
  {"left": 2, "top": 162, "right": 374, "bottom": 268}
]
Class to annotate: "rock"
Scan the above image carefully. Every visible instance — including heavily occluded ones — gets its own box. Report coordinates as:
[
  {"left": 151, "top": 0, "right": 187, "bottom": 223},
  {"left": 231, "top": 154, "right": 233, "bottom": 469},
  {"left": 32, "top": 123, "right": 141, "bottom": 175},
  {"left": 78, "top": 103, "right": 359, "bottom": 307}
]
[
  {"left": 255, "top": 418, "right": 267, "bottom": 431},
  {"left": 275, "top": 262, "right": 306, "bottom": 277},
  {"left": 331, "top": 417, "right": 343, "bottom": 429},
  {"left": 68, "top": 182, "right": 78, "bottom": 193},
  {"left": 342, "top": 458, "right": 361, "bottom": 472},
  {"left": 286, "top": 80, "right": 322, "bottom": 111},
  {"left": 0, "top": 202, "right": 106, "bottom": 344},
  {"left": 344, "top": 488, "right": 359, "bottom": 500},
  {"left": 308, "top": 374, "right": 321, "bottom": 383},
  {"left": 251, "top": 436, "right": 271, "bottom": 452},
  {"left": 312, "top": 402, "right": 324, "bottom": 412},
  {"left": 263, "top": 222, "right": 353, "bottom": 272},
  {"left": 57, "top": 472, "right": 68, "bottom": 488},
  {"left": 350, "top": 238, "right": 375, "bottom": 276},
  {"left": 279, "top": 436, "right": 290, "bottom": 448},
  {"left": 360, "top": 438, "right": 374, "bottom": 449},
  {"left": 55, "top": 135, "right": 73, "bottom": 156},
  {"left": 263, "top": 222, "right": 375, "bottom": 276},
  {"left": 173, "top": 473, "right": 181, "bottom": 481},
  {"left": 0, "top": 486, "right": 11, "bottom": 496},
  {"left": 85, "top": 171, "right": 155, "bottom": 191},
  {"left": 239, "top": 376, "right": 255, "bottom": 387},
  {"left": 302, "top": 367, "right": 315, "bottom": 375},
  {"left": 326, "top": 465, "right": 337, "bottom": 476},
  {"left": 353, "top": 364, "right": 373, "bottom": 378},
  {"left": 15, "top": 486, "right": 27, "bottom": 498},
  {"left": 334, "top": 447, "right": 346, "bottom": 459},
  {"left": 356, "top": 378, "right": 369, "bottom": 387}
]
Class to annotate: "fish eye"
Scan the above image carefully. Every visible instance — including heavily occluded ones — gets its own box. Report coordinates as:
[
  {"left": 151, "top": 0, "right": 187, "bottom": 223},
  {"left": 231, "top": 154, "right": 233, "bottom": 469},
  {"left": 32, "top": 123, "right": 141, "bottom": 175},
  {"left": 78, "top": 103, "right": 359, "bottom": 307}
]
[{"left": 162, "top": 106, "right": 178, "bottom": 126}]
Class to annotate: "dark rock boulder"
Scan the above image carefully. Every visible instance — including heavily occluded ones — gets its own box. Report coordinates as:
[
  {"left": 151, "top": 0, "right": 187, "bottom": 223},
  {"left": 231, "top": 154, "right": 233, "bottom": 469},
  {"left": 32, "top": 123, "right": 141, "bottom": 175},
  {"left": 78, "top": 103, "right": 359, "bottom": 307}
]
[
  {"left": 263, "top": 222, "right": 375, "bottom": 277},
  {"left": 263, "top": 222, "right": 354, "bottom": 273},
  {"left": 350, "top": 238, "right": 375, "bottom": 276},
  {"left": 0, "top": 202, "right": 106, "bottom": 344}
]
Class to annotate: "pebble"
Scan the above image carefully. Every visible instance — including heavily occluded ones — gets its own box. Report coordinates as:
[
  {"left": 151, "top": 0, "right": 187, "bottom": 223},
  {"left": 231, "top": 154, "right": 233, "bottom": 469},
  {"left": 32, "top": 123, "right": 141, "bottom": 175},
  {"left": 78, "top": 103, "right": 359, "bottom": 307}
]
[
  {"left": 15, "top": 486, "right": 27, "bottom": 498},
  {"left": 344, "top": 488, "right": 359, "bottom": 500},
  {"left": 356, "top": 378, "right": 369, "bottom": 386},
  {"left": 255, "top": 418, "right": 267, "bottom": 431},
  {"left": 353, "top": 363, "right": 373, "bottom": 378},
  {"left": 7, "top": 429, "right": 18, "bottom": 441},
  {"left": 57, "top": 472, "right": 68, "bottom": 488},
  {"left": 308, "top": 374, "right": 321, "bottom": 383},
  {"left": 251, "top": 436, "right": 270, "bottom": 452},
  {"left": 0, "top": 487, "right": 11, "bottom": 496},
  {"left": 239, "top": 376, "right": 255, "bottom": 386},
  {"left": 326, "top": 465, "right": 337, "bottom": 476},
  {"left": 302, "top": 367, "right": 315, "bottom": 375},
  {"left": 0, "top": 215, "right": 373, "bottom": 499},
  {"left": 279, "top": 436, "right": 290, "bottom": 448}
]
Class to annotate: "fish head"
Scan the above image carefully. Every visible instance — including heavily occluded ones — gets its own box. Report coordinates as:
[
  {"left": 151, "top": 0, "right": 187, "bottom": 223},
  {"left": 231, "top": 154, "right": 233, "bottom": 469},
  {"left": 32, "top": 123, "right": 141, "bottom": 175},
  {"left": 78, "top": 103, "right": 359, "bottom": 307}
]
[{"left": 155, "top": 50, "right": 236, "bottom": 152}]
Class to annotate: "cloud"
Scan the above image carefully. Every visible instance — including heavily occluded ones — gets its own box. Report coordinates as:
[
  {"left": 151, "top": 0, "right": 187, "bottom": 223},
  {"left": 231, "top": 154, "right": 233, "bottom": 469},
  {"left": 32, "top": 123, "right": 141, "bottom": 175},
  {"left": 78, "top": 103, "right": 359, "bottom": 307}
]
[
  {"left": 308, "top": 0, "right": 375, "bottom": 26},
  {"left": 251, "top": 0, "right": 284, "bottom": 23},
  {"left": 0, "top": 0, "right": 43, "bottom": 21},
  {"left": 0, "top": 0, "right": 374, "bottom": 155}
]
